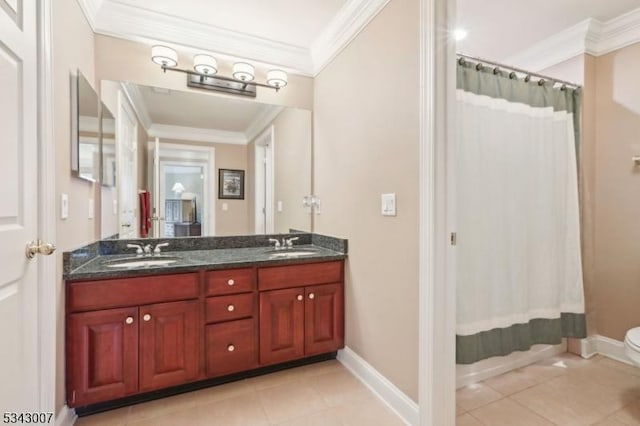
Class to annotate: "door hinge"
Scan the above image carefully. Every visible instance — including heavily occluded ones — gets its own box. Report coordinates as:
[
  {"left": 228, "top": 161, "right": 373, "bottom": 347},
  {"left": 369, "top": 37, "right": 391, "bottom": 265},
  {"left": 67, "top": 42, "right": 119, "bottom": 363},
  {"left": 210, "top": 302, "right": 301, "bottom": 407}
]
[{"left": 450, "top": 232, "right": 457, "bottom": 246}]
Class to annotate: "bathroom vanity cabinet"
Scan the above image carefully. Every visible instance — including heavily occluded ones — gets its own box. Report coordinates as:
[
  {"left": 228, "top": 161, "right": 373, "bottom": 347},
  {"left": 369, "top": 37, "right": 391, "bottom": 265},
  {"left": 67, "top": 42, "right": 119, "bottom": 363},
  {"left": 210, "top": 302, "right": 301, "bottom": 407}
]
[
  {"left": 66, "top": 260, "right": 344, "bottom": 409},
  {"left": 66, "top": 273, "right": 200, "bottom": 407},
  {"left": 258, "top": 262, "right": 344, "bottom": 365}
]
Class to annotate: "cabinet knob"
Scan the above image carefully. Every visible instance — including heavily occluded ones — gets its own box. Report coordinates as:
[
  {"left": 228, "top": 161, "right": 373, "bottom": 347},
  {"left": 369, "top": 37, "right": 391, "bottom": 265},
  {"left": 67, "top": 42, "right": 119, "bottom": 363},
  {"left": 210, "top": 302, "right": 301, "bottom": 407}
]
[
  {"left": 143, "top": 314, "right": 151, "bottom": 322},
  {"left": 297, "top": 295, "right": 303, "bottom": 301},
  {"left": 309, "top": 293, "right": 315, "bottom": 300},
  {"left": 227, "top": 304, "right": 235, "bottom": 312},
  {"left": 227, "top": 344, "right": 235, "bottom": 352},
  {"left": 227, "top": 279, "right": 235, "bottom": 286},
  {"left": 125, "top": 316, "right": 134, "bottom": 325}
]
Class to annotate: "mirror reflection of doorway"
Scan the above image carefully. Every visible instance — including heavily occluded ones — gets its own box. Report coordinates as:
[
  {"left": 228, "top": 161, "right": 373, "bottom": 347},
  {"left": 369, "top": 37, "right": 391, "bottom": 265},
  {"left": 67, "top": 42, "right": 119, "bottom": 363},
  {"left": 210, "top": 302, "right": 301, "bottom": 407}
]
[
  {"left": 149, "top": 142, "right": 215, "bottom": 237},
  {"left": 162, "top": 164, "right": 204, "bottom": 237}
]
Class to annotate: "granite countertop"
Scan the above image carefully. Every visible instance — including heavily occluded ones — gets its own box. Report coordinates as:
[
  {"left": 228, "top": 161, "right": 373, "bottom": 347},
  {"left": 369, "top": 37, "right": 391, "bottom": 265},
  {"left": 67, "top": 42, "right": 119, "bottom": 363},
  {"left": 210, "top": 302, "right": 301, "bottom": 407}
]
[{"left": 65, "top": 244, "right": 346, "bottom": 281}]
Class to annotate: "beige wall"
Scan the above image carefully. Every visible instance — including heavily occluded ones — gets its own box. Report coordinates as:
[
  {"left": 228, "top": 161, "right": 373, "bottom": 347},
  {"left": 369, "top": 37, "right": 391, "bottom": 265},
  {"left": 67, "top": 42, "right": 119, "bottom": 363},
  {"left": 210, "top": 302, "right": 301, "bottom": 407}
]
[
  {"left": 94, "top": 35, "right": 314, "bottom": 111},
  {"left": 313, "top": 0, "right": 420, "bottom": 401},
  {"left": 52, "top": 0, "right": 96, "bottom": 413},
  {"left": 593, "top": 43, "right": 640, "bottom": 341}
]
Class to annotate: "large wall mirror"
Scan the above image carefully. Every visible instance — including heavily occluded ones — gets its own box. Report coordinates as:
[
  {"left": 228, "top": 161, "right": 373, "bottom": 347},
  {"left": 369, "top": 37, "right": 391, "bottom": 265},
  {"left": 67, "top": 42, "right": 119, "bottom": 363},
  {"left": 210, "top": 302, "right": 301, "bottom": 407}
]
[
  {"left": 100, "top": 80, "right": 312, "bottom": 239},
  {"left": 71, "top": 71, "right": 100, "bottom": 182}
]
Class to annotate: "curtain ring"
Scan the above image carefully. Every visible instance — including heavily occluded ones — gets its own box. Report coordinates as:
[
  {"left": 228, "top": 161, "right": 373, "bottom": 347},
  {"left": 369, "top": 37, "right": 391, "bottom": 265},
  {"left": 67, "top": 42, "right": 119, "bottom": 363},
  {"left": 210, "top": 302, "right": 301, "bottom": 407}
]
[
  {"left": 560, "top": 84, "right": 567, "bottom": 91},
  {"left": 524, "top": 75, "right": 531, "bottom": 82},
  {"left": 538, "top": 79, "right": 546, "bottom": 86},
  {"left": 475, "top": 63, "right": 483, "bottom": 71},
  {"left": 458, "top": 57, "right": 465, "bottom": 65},
  {"left": 509, "top": 72, "right": 517, "bottom": 79},
  {"left": 493, "top": 67, "right": 500, "bottom": 75}
]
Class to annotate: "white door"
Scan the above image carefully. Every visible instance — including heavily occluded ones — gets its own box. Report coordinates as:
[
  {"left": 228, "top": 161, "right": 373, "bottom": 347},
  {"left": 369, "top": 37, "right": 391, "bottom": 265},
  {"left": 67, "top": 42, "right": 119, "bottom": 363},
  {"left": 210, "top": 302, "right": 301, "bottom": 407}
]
[
  {"left": 0, "top": 0, "right": 42, "bottom": 412},
  {"left": 117, "top": 91, "right": 138, "bottom": 238},
  {"left": 254, "top": 126, "right": 275, "bottom": 234}
]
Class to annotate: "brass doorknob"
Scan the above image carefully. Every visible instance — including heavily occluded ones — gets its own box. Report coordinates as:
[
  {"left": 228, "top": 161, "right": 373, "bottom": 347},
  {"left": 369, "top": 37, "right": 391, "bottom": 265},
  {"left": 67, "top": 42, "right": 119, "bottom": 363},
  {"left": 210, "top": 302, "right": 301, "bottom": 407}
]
[{"left": 26, "top": 240, "right": 56, "bottom": 259}]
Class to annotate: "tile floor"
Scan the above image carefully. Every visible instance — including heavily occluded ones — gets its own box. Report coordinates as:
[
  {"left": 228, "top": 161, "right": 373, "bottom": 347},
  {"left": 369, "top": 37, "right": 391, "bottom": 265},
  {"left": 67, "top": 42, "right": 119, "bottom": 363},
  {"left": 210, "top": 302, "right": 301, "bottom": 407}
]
[
  {"left": 457, "top": 353, "right": 640, "bottom": 426},
  {"left": 74, "top": 360, "right": 406, "bottom": 426}
]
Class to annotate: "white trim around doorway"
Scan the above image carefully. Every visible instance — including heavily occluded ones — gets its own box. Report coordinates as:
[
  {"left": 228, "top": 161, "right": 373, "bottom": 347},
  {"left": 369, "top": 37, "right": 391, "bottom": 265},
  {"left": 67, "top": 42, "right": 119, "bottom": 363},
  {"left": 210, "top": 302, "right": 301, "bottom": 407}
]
[
  {"left": 37, "top": 0, "right": 58, "bottom": 417},
  {"left": 418, "top": 0, "right": 456, "bottom": 425}
]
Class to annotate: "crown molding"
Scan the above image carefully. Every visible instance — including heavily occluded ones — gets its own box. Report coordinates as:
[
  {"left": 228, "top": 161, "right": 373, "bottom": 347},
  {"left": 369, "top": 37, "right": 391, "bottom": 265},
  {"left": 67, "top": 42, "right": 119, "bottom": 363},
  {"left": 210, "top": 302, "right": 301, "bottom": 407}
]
[
  {"left": 310, "top": 0, "right": 391, "bottom": 74},
  {"left": 92, "top": 1, "right": 314, "bottom": 74},
  {"left": 245, "top": 106, "right": 284, "bottom": 143},
  {"left": 148, "top": 124, "right": 247, "bottom": 145},
  {"left": 119, "top": 82, "right": 152, "bottom": 131},
  {"left": 504, "top": 19, "right": 594, "bottom": 72},
  {"left": 504, "top": 7, "right": 640, "bottom": 72},
  {"left": 591, "top": 7, "right": 640, "bottom": 56},
  {"left": 76, "top": 0, "right": 103, "bottom": 31}
]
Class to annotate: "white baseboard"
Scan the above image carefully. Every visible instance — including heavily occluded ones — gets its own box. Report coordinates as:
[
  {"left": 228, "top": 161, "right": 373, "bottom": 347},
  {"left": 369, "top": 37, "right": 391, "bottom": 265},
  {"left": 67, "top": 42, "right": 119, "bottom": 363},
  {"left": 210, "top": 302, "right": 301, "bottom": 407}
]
[
  {"left": 337, "top": 347, "right": 419, "bottom": 426},
  {"left": 54, "top": 405, "right": 76, "bottom": 426},
  {"left": 456, "top": 342, "right": 567, "bottom": 389},
  {"left": 579, "top": 335, "right": 634, "bottom": 365}
]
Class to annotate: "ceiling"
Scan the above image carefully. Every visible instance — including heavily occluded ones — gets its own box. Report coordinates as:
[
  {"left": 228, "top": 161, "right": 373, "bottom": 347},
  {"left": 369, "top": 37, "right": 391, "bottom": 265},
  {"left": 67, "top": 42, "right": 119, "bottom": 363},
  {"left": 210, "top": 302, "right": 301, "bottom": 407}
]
[
  {"left": 138, "top": 85, "right": 279, "bottom": 133},
  {"left": 457, "top": 0, "right": 640, "bottom": 61}
]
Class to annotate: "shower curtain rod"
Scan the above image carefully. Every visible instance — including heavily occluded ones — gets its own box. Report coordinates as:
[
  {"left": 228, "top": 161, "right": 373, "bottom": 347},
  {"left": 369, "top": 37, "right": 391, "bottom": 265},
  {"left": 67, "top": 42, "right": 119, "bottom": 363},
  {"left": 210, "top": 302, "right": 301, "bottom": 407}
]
[{"left": 456, "top": 53, "right": 582, "bottom": 89}]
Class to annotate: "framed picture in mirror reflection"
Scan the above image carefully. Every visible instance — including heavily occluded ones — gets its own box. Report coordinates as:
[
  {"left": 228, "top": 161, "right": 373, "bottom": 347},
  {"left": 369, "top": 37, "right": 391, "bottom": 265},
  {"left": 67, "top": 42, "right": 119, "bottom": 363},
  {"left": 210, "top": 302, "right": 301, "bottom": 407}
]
[{"left": 218, "top": 169, "right": 245, "bottom": 200}]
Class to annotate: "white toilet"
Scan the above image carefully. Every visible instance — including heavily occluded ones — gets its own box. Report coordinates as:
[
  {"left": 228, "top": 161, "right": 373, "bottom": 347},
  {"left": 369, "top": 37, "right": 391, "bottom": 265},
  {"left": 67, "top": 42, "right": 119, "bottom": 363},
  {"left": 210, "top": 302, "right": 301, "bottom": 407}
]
[{"left": 624, "top": 327, "right": 640, "bottom": 366}]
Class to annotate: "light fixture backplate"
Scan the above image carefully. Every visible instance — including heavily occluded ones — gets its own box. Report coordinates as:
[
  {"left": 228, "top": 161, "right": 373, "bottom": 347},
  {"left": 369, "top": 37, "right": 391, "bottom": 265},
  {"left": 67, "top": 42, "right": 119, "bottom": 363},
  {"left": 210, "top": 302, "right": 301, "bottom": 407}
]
[{"left": 187, "top": 74, "right": 257, "bottom": 97}]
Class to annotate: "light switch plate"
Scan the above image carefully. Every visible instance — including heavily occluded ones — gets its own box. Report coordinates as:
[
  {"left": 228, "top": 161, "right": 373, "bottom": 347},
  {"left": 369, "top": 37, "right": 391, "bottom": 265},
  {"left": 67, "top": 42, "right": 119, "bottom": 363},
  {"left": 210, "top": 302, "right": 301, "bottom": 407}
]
[
  {"left": 61, "top": 193, "right": 69, "bottom": 219},
  {"left": 222, "top": 202, "right": 228, "bottom": 211},
  {"left": 277, "top": 201, "right": 283, "bottom": 212},
  {"left": 113, "top": 200, "right": 118, "bottom": 215},
  {"left": 88, "top": 199, "right": 94, "bottom": 219},
  {"left": 381, "top": 193, "right": 396, "bottom": 216}
]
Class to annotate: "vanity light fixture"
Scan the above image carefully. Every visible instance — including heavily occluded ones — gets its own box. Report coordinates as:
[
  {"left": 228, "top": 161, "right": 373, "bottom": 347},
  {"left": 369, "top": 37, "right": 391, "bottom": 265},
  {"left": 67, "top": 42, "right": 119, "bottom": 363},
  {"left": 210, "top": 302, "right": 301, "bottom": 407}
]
[{"left": 150, "top": 45, "right": 287, "bottom": 98}]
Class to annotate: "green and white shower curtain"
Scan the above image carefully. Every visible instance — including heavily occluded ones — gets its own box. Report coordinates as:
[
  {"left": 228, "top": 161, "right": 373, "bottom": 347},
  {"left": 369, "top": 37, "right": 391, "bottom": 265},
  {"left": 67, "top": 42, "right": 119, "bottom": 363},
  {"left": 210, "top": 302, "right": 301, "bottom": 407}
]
[{"left": 455, "top": 61, "right": 587, "bottom": 364}]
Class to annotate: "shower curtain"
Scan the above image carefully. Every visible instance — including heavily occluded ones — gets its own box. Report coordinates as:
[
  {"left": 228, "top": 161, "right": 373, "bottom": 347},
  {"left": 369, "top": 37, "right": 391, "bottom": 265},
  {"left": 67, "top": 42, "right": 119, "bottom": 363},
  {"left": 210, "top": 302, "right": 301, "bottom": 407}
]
[{"left": 456, "top": 60, "right": 586, "bottom": 364}]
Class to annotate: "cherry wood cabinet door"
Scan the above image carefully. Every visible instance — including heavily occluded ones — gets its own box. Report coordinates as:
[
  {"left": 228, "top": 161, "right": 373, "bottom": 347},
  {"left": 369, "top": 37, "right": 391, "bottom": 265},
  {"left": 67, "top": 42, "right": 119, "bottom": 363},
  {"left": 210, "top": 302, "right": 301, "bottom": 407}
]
[
  {"left": 139, "top": 300, "right": 199, "bottom": 391},
  {"left": 259, "top": 288, "right": 305, "bottom": 365},
  {"left": 67, "top": 307, "right": 139, "bottom": 407},
  {"left": 305, "top": 284, "right": 344, "bottom": 356}
]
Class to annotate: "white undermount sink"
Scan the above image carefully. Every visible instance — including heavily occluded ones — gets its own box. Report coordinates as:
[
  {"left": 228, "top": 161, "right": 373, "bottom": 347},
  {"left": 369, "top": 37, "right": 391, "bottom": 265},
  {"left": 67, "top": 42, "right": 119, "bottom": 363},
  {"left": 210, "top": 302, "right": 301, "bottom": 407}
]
[
  {"left": 266, "top": 249, "right": 318, "bottom": 258},
  {"left": 105, "top": 256, "right": 179, "bottom": 268}
]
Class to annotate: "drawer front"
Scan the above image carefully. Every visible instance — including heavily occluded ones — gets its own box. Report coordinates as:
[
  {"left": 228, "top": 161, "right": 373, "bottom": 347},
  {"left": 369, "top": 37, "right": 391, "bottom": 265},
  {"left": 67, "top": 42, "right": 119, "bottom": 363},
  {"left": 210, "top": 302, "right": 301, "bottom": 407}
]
[
  {"left": 206, "top": 293, "right": 255, "bottom": 323},
  {"left": 67, "top": 273, "right": 199, "bottom": 313},
  {"left": 258, "top": 261, "right": 343, "bottom": 291},
  {"left": 206, "top": 268, "right": 255, "bottom": 296},
  {"left": 206, "top": 319, "right": 256, "bottom": 377}
]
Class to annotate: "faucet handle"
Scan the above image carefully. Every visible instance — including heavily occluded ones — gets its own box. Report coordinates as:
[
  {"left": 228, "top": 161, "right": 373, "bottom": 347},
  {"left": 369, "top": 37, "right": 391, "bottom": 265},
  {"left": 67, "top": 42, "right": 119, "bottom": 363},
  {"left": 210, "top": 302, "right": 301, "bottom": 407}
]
[
  {"left": 268, "top": 238, "right": 281, "bottom": 249},
  {"left": 154, "top": 242, "right": 170, "bottom": 254},
  {"left": 143, "top": 244, "right": 152, "bottom": 255},
  {"left": 126, "top": 243, "right": 143, "bottom": 255},
  {"left": 285, "top": 237, "right": 299, "bottom": 247}
]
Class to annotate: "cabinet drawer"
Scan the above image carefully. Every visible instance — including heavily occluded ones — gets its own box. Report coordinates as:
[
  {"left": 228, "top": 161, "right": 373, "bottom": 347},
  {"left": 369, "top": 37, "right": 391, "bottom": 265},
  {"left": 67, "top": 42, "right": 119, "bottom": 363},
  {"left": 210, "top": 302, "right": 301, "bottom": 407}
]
[
  {"left": 206, "top": 268, "right": 255, "bottom": 296},
  {"left": 67, "top": 273, "right": 199, "bottom": 313},
  {"left": 258, "top": 261, "right": 343, "bottom": 291},
  {"left": 206, "top": 319, "right": 256, "bottom": 377},
  {"left": 206, "top": 293, "right": 255, "bottom": 323}
]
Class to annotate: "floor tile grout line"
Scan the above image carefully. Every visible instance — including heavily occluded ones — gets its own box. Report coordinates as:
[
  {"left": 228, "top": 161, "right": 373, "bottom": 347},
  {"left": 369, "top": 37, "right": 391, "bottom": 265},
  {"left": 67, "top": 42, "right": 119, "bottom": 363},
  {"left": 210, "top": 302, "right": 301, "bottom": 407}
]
[{"left": 506, "top": 395, "right": 562, "bottom": 425}]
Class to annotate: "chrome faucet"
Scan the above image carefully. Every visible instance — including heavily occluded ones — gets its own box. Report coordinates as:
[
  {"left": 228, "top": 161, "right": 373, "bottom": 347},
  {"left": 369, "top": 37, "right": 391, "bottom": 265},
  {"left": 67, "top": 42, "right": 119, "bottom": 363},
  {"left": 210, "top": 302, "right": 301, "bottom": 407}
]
[
  {"left": 126, "top": 243, "right": 144, "bottom": 255},
  {"left": 268, "top": 238, "right": 282, "bottom": 250},
  {"left": 154, "top": 242, "right": 170, "bottom": 254}
]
